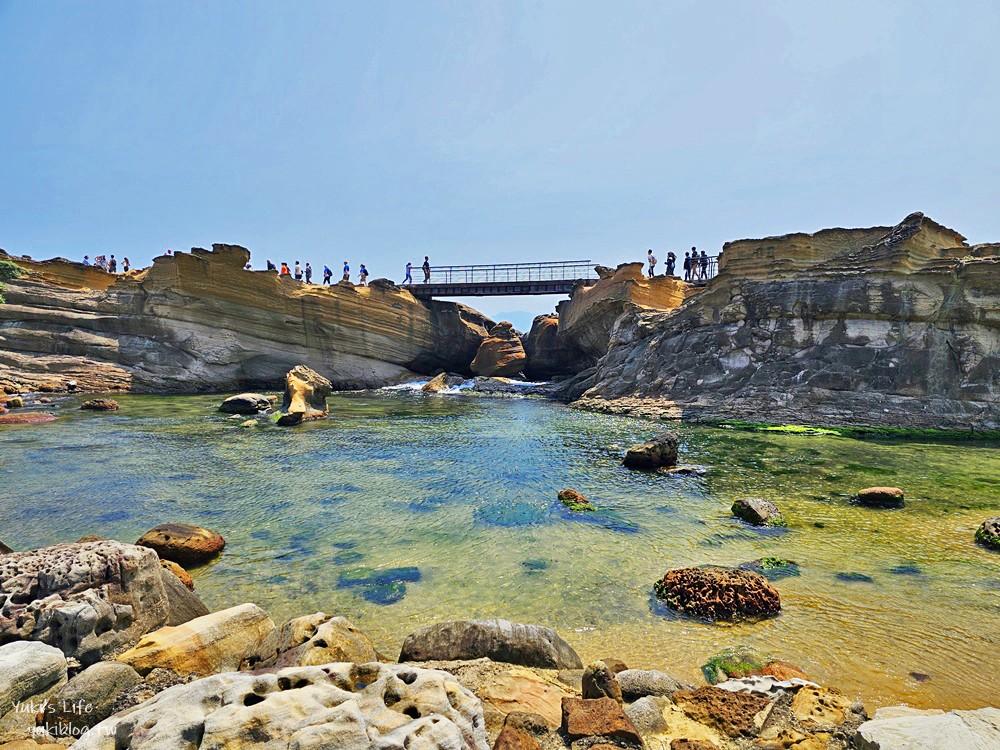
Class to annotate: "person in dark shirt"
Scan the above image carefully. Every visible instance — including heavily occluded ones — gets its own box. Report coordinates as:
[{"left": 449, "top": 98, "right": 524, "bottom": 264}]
[
  {"left": 359, "top": 264, "right": 369, "bottom": 286},
  {"left": 422, "top": 256, "right": 431, "bottom": 283},
  {"left": 699, "top": 250, "right": 709, "bottom": 280},
  {"left": 323, "top": 265, "right": 332, "bottom": 285},
  {"left": 683, "top": 252, "right": 692, "bottom": 281},
  {"left": 305, "top": 263, "right": 313, "bottom": 283},
  {"left": 665, "top": 252, "right": 676, "bottom": 276},
  {"left": 108, "top": 255, "right": 117, "bottom": 273},
  {"left": 266, "top": 260, "right": 277, "bottom": 272}
]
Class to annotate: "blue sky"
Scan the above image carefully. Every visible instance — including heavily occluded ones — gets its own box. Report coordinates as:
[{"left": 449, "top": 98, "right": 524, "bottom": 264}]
[{"left": 2, "top": 1, "right": 998, "bottom": 327}]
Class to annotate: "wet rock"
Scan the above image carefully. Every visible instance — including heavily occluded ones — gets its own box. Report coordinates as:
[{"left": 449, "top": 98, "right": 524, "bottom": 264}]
[
  {"left": 623, "top": 432, "right": 679, "bottom": 470},
  {"left": 80, "top": 398, "right": 118, "bottom": 411},
  {"left": 701, "top": 646, "right": 772, "bottom": 684},
  {"left": 337, "top": 566, "right": 421, "bottom": 605},
  {"left": 0, "top": 411, "right": 57, "bottom": 425},
  {"left": 731, "top": 497, "right": 785, "bottom": 527},
  {"left": 278, "top": 364, "right": 332, "bottom": 424},
  {"left": 472, "top": 322, "right": 527, "bottom": 378},
  {"left": 73, "top": 662, "right": 490, "bottom": 750},
  {"left": 422, "top": 372, "right": 466, "bottom": 393},
  {"left": 400, "top": 619, "right": 583, "bottom": 670},
  {"left": 617, "top": 669, "right": 691, "bottom": 701},
  {"left": 558, "top": 489, "right": 594, "bottom": 512},
  {"left": 135, "top": 522, "right": 225, "bottom": 566},
  {"left": 45, "top": 662, "right": 142, "bottom": 737},
  {"left": 855, "top": 707, "right": 1000, "bottom": 749},
  {"left": 0, "top": 541, "right": 181, "bottom": 665},
  {"left": 582, "top": 661, "right": 622, "bottom": 703},
  {"left": 791, "top": 685, "right": 863, "bottom": 729},
  {"left": 243, "top": 612, "right": 377, "bottom": 669},
  {"left": 494, "top": 725, "right": 542, "bottom": 750},
  {"left": 653, "top": 567, "right": 781, "bottom": 622},
  {"left": 854, "top": 486, "right": 905, "bottom": 508},
  {"left": 761, "top": 660, "right": 809, "bottom": 681},
  {"left": 218, "top": 392, "right": 271, "bottom": 414},
  {"left": 116, "top": 603, "right": 275, "bottom": 676},
  {"left": 739, "top": 557, "right": 800, "bottom": 580},
  {"left": 3, "top": 396, "right": 23, "bottom": 409},
  {"left": 159, "top": 559, "right": 194, "bottom": 590},
  {"left": 0, "top": 540, "right": 11, "bottom": 554},
  {"left": 975, "top": 517, "right": 1000, "bottom": 551},
  {"left": 560, "top": 697, "right": 643, "bottom": 745},
  {"left": 672, "top": 686, "right": 773, "bottom": 738},
  {"left": 0, "top": 642, "right": 67, "bottom": 743}
]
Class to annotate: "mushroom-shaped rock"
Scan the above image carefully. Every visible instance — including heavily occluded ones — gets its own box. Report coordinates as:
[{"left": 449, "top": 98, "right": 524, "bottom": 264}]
[
  {"left": 80, "top": 398, "right": 119, "bottom": 411},
  {"left": 975, "top": 517, "right": 1000, "bottom": 551},
  {"left": 731, "top": 497, "right": 786, "bottom": 527},
  {"left": 471, "top": 322, "right": 527, "bottom": 378},
  {"left": 653, "top": 567, "right": 781, "bottom": 622},
  {"left": 278, "top": 365, "right": 332, "bottom": 425},
  {"left": 854, "top": 486, "right": 905, "bottom": 508},
  {"left": 558, "top": 488, "right": 594, "bottom": 512},
  {"left": 218, "top": 393, "right": 271, "bottom": 414},
  {"left": 136, "top": 523, "right": 225, "bottom": 566},
  {"left": 623, "top": 432, "right": 679, "bottom": 470}
]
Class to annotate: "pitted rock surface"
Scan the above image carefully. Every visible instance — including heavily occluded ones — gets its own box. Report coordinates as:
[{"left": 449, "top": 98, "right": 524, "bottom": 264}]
[
  {"left": 653, "top": 567, "right": 781, "bottom": 621},
  {"left": 73, "top": 662, "right": 490, "bottom": 750}
]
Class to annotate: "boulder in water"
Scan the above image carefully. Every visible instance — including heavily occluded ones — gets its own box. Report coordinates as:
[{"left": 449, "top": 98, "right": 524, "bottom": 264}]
[
  {"left": 135, "top": 523, "right": 225, "bottom": 566},
  {"left": 0, "top": 411, "right": 57, "bottom": 424},
  {"left": 278, "top": 364, "right": 332, "bottom": 424},
  {"left": 422, "top": 372, "right": 466, "bottom": 393},
  {"left": 558, "top": 488, "right": 594, "bottom": 512},
  {"left": 80, "top": 398, "right": 119, "bottom": 411},
  {"left": 854, "top": 486, "right": 905, "bottom": 508},
  {"left": 654, "top": 567, "right": 781, "bottom": 622},
  {"left": 975, "top": 517, "right": 1000, "bottom": 551},
  {"left": 623, "top": 432, "right": 679, "bottom": 470},
  {"left": 731, "top": 497, "right": 786, "bottom": 527},
  {"left": 218, "top": 392, "right": 271, "bottom": 414},
  {"left": 4, "top": 395, "right": 24, "bottom": 408},
  {"left": 399, "top": 618, "right": 583, "bottom": 670},
  {"left": 471, "top": 322, "right": 527, "bottom": 378}
]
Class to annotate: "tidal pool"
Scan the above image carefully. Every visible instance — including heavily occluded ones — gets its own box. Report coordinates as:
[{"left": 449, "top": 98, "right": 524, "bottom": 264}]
[{"left": 1, "top": 392, "right": 998, "bottom": 710}]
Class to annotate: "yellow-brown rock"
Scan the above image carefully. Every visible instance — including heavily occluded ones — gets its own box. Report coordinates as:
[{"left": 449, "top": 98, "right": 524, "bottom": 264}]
[
  {"left": 0, "top": 246, "right": 493, "bottom": 392},
  {"left": 159, "top": 559, "right": 195, "bottom": 590},
  {"left": 472, "top": 322, "right": 527, "bottom": 377},
  {"left": 277, "top": 365, "right": 331, "bottom": 424},
  {"left": 135, "top": 523, "right": 225, "bottom": 566},
  {"left": 116, "top": 603, "right": 275, "bottom": 676}
]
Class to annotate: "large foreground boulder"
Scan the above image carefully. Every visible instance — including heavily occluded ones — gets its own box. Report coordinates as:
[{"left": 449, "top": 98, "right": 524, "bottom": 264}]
[
  {"left": 623, "top": 432, "right": 679, "bottom": 470},
  {"left": 218, "top": 393, "right": 271, "bottom": 414},
  {"left": 45, "top": 662, "right": 142, "bottom": 737},
  {"left": 399, "top": 619, "right": 583, "bottom": 670},
  {"left": 135, "top": 523, "right": 225, "bottom": 566},
  {"left": 0, "top": 541, "right": 193, "bottom": 665},
  {"left": 0, "top": 641, "right": 68, "bottom": 742},
  {"left": 855, "top": 707, "right": 1000, "bottom": 749},
  {"left": 278, "top": 364, "right": 332, "bottom": 425},
  {"left": 243, "top": 612, "right": 378, "bottom": 669},
  {"left": 73, "top": 662, "right": 490, "bottom": 750},
  {"left": 471, "top": 323, "right": 527, "bottom": 378},
  {"left": 653, "top": 567, "right": 781, "bottom": 622}
]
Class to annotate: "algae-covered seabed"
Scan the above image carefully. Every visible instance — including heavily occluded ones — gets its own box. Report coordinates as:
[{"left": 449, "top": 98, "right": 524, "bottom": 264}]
[{"left": 2, "top": 392, "right": 998, "bottom": 710}]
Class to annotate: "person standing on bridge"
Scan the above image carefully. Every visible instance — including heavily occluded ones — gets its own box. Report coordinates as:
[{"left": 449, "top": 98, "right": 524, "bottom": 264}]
[
  {"left": 342, "top": 261, "right": 350, "bottom": 281},
  {"left": 699, "top": 250, "right": 709, "bottom": 280},
  {"left": 403, "top": 262, "right": 413, "bottom": 285},
  {"left": 422, "top": 256, "right": 431, "bottom": 283},
  {"left": 666, "top": 252, "right": 676, "bottom": 276},
  {"left": 647, "top": 249, "right": 657, "bottom": 278}
]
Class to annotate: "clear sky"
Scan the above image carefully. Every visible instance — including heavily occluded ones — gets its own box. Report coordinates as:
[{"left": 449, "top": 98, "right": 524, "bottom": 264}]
[{"left": 2, "top": 1, "right": 998, "bottom": 328}]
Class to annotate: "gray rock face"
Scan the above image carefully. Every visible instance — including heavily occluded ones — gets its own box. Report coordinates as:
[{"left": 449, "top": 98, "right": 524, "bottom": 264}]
[
  {"left": 74, "top": 662, "right": 490, "bottom": 750},
  {"left": 0, "top": 541, "right": 178, "bottom": 665},
  {"left": 0, "top": 641, "right": 67, "bottom": 742},
  {"left": 399, "top": 619, "right": 583, "bottom": 670},
  {"left": 731, "top": 497, "right": 785, "bottom": 527},
  {"left": 218, "top": 393, "right": 271, "bottom": 414},
  {"left": 45, "top": 662, "right": 142, "bottom": 737},
  {"left": 855, "top": 707, "right": 1000, "bottom": 749},
  {"left": 616, "top": 669, "right": 691, "bottom": 701},
  {"left": 622, "top": 696, "right": 669, "bottom": 734},
  {"left": 158, "top": 566, "right": 210, "bottom": 626},
  {"left": 522, "top": 314, "right": 592, "bottom": 380}
]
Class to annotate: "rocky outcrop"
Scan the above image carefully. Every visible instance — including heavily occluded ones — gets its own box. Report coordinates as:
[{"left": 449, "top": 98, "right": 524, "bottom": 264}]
[
  {"left": 399, "top": 619, "right": 583, "bottom": 670},
  {"left": 422, "top": 372, "right": 466, "bottom": 393},
  {"left": 73, "top": 662, "right": 490, "bottom": 750},
  {"left": 731, "top": 497, "right": 785, "bottom": 527},
  {"left": 653, "top": 567, "right": 781, "bottom": 622},
  {"left": 472, "top": 322, "right": 527, "bottom": 377},
  {"left": 574, "top": 213, "right": 1000, "bottom": 430},
  {"left": 623, "top": 432, "right": 679, "bottom": 470},
  {"left": 0, "top": 541, "right": 201, "bottom": 665},
  {"left": 80, "top": 398, "right": 118, "bottom": 411},
  {"left": 522, "top": 314, "right": 591, "bottom": 380},
  {"left": 278, "top": 364, "right": 331, "bottom": 424},
  {"left": 855, "top": 706, "right": 1000, "bottom": 749},
  {"left": 243, "top": 612, "right": 378, "bottom": 669},
  {"left": 0, "top": 246, "right": 493, "bottom": 392},
  {"left": 45, "top": 662, "right": 143, "bottom": 737},
  {"left": 135, "top": 523, "right": 225, "bottom": 566},
  {"left": 975, "top": 517, "right": 1000, "bottom": 551}
]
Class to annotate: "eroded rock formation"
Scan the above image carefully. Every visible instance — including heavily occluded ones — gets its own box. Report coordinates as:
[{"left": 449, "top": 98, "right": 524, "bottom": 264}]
[
  {"left": 0, "top": 246, "right": 493, "bottom": 392},
  {"left": 574, "top": 213, "right": 1000, "bottom": 430},
  {"left": 472, "top": 322, "right": 527, "bottom": 377}
]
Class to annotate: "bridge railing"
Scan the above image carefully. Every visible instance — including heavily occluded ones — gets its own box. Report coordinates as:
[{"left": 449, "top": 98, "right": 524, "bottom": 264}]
[{"left": 426, "top": 260, "right": 595, "bottom": 285}]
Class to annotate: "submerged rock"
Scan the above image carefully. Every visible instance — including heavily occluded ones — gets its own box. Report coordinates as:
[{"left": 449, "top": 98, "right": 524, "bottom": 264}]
[
  {"left": 218, "top": 392, "right": 271, "bottom": 414},
  {"left": 73, "top": 662, "right": 490, "bottom": 750},
  {"left": 975, "top": 517, "right": 1000, "bottom": 551},
  {"left": 399, "top": 619, "right": 583, "bottom": 670},
  {"left": 136, "top": 523, "right": 225, "bottom": 566},
  {"left": 731, "top": 497, "right": 786, "bottom": 527},
  {"left": 738, "top": 557, "right": 800, "bottom": 580},
  {"left": 653, "top": 567, "right": 781, "bottom": 622},
  {"left": 278, "top": 364, "right": 332, "bottom": 424},
  {"left": 471, "top": 322, "right": 527, "bottom": 378},
  {"left": 558, "top": 488, "right": 594, "bottom": 512},
  {"left": 623, "top": 432, "right": 679, "bottom": 470},
  {"left": 0, "top": 411, "right": 57, "bottom": 424},
  {"left": 701, "top": 646, "right": 773, "bottom": 684},
  {"left": 80, "top": 398, "right": 119, "bottom": 411},
  {"left": 854, "top": 486, "right": 905, "bottom": 508}
]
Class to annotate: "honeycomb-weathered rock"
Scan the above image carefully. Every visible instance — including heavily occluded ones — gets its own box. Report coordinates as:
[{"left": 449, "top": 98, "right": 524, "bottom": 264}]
[{"left": 653, "top": 567, "right": 781, "bottom": 622}]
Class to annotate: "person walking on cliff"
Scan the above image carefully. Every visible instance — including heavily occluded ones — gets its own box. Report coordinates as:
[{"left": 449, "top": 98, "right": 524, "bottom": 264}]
[
  {"left": 666, "top": 252, "right": 676, "bottom": 277},
  {"left": 422, "top": 256, "right": 431, "bottom": 283},
  {"left": 305, "top": 263, "right": 313, "bottom": 284},
  {"left": 294, "top": 261, "right": 303, "bottom": 281},
  {"left": 342, "top": 261, "right": 350, "bottom": 281},
  {"left": 358, "top": 264, "right": 369, "bottom": 286},
  {"left": 323, "top": 265, "right": 332, "bottom": 285},
  {"left": 266, "top": 260, "right": 277, "bottom": 272},
  {"left": 699, "top": 250, "right": 709, "bottom": 280},
  {"left": 647, "top": 249, "right": 657, "bottom": 278},
  {"left": 683, "top": 252, "right": 692, "bottom": 282},
  {"left": 280, "top": 262, "right": 291, "bottom": 276},
  {"left": 108, "top": 255, "right": 117, "bottom": 273},
  {"left": 403, "top": 262, "right": 413, "bottom": 285}
]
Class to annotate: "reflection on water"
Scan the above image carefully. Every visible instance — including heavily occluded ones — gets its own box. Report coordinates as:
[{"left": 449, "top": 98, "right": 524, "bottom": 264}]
[{"left": 2, "top": 391, "right": 999, "bottom": 710}]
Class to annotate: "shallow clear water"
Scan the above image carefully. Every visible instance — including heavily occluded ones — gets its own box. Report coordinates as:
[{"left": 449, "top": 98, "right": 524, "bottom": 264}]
[{"left": 2, "top": 392, "right": 998, "bottom": 710}]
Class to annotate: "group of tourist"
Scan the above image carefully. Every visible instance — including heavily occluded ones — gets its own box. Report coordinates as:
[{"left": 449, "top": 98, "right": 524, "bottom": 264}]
[
  {"left": 645, "top": 247, "right": 711, "bottom": 282},
  {"left": 252, "top": 256, "right": 433, "bottom": 287},
  {"left": 82, "top": 254, "right": 131, "bottom": 273}
]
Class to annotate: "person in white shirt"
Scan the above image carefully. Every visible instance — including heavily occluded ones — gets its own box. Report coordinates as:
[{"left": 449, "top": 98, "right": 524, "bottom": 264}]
[{"left": 647, "top": 249, "right": 657, "bottom": 278}]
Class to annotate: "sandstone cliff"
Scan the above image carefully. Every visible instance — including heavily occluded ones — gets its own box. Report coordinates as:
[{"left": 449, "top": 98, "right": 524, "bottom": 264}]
[
  {"left": 0, "top": 246, "right": 493, "bottom": 392},
  {"left": 573, "top": 213, "right": 1000, "bottom": 430}
]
